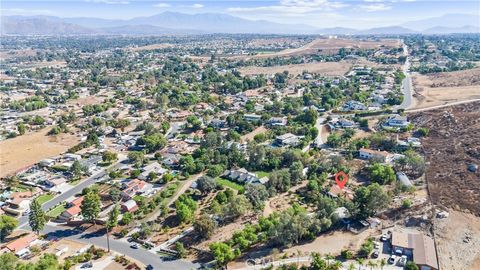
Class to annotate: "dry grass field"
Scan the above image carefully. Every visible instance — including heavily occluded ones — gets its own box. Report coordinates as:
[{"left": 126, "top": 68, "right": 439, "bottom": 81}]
[
  {"left": 239, "top": 61, "right": 353, "bottom": 77},
  {"left": 412, "top": 68, "right": 480, "bottom": 109},
  {"left": 0, "top": 128, "right": 79, "bottom": 178},
  {"left": 227, "top": 38, "right": 400, "bottom": 60}
]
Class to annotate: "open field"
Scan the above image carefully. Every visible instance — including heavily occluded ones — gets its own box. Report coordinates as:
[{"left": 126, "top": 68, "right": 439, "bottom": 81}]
[
  {"left": 227, "top": 38, "right": 400, "bottom": 60},
  {"left": 128, "top": 43, "right": 173, "bottom": 51},
  {"left": 409, "top": 101, "right": 480, "bottom": 216},
  {"left": 239, "top": 61, "right": 353, "bottom": 77},
  {"left": 0, "top": 128, "right": 79, "bottom": 178},
  {"left": 411, "top": 69, "right": 480, "bottom": 109},
  {"left": 434, "top": 210, "right": 480, "bottom": 270}
]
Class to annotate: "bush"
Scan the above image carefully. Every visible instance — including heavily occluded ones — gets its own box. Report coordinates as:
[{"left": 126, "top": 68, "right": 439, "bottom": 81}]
[{"left": 341, "top": 249, "right": 354, "bottom": 259}]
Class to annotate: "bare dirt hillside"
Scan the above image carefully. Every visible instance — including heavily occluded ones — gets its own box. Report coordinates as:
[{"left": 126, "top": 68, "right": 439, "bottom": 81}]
[{"left": 409, "top": 101, "right": 480, "bottom": 215}]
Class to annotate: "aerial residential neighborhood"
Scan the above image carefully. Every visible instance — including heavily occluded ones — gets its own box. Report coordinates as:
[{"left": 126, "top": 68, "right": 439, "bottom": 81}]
[{"left": 0, "top": 1, "right": 479, "bottom": 270}]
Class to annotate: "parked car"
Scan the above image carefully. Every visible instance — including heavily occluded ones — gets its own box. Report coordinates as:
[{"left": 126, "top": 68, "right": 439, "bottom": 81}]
[
  {"left": 130, "top": 243, "right": 140, "bottom": 249},
  {"left": 388, "top": 255, "right": 397, "bottom": 264},
  {"left": 374, "top": 241, "right": 380, "bottom": 249},
  {"left": 397, "top": 255, "right": 408, "bottom": 266},
  {"left": 81, "top": 262, "right": 93, "bottom": 268},
  {"left": 372, "top": 250, "right": 380, "bottom": 258},
  {"left": 380, "top": 234, "right": 389, "bottom": 241},
  {"left": 394, "top": 247, "right": 403, "bottom": 255},
  {"left": 146, "top": 265, "right": 154, "bottom": 270}
]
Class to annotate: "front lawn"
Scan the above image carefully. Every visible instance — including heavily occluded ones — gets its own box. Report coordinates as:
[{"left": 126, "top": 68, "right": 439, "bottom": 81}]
[
  {"left": 254, "top": 171, "right": 270, "bottom": 178},
  {"left": 36, "top": 194, "right": 54, "bottom": 205},
  {"left": 47, "top": 204, "right": 66, "bottom": 218},
  {"left": 215, "top": 177, "right": 245, "bottom": 192}
]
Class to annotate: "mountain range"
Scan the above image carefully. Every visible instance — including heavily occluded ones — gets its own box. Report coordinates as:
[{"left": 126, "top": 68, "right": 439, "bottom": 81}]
[{"left": 1, "top": 12, "right": 478, "bottom": 35}]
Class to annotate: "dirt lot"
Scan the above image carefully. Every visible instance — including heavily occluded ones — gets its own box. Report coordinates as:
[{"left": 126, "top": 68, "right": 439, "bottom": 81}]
[
  {"left": 0, "top": 128, "right": 79, "bottom": 177},
  {"left": 434, "top": 210, "right": 480, "bottom": 270},
  {"left": 409, "top": 101, "right": 480, "bottom": 216},
  {"left": 412, "top": 69, "right": 480, "bottom": 109},
  {"left": 239, "top": 61, "right": 353, "bottom": 77},
  {"left": 228, "top": 38, "right": 399, "bottom": 60}
]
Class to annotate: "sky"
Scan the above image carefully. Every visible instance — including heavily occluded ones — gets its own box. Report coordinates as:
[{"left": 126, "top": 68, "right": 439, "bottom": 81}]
[{"left": 1, "top": 0, "right": 479, "bottom": 29}]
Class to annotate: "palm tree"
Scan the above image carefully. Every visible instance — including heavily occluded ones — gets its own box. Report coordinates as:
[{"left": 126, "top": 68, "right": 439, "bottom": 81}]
[
  {"left": 331, "top": 261, "right": 343, "bottom": 270},
  {"left": 326, "top": 253, "right": 335, "bottom": 267},
  {"left": 356, "top": 258, "right": 365, "bottom": 270},
  {"left": 379, "top": 258, "right": 386, "bottom": 270},
  {"left": 348, "top": 263, "right": 356, "bottom": 270},
  {"left": 367, "top": 260, "right": 377, "bottom": 270}
]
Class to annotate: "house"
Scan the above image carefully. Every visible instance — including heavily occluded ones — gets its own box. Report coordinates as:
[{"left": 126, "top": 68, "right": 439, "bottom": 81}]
[
  {"left": 275, "top": 133, "right": 301, "bottom": 147},
  {"left": 43, "top": 177, "right": 67, "bottom": 189},
  {"left": 58, "top": 196, "right": 84, "bottom": 222},
  {"left": 121, "top": 179, "right": 149, "bottom": 199},
  {"left": 244, "top": 114, "right": 262, "bottom": 122},
  {"left": 326, "top": 185, "right": 354, "bottom": 201},
  {"left": 328, "top": 118, "right": 357, "bottom": 130},
  {"left": 343, "top": 100, "right": 367, "bottom": 111},
  {"left": 267, "top": 117, "right": 287, "bottom": 127},
  {"left": 222, "top": 168, "right": 268, "bottom": 185},
  {"left": 138, "top": 162, "right": 167, "bottom": 181},
  {"left": 161, "top": 153, "right": 181, "bottom": 168},
  {"left": 2, "top": 198, "right": 30, "bottom": 216},
  {"left": 391, "top": 231, "right": 439, "bottom": 270},
  {"left": 121, "top": 199, "right": 138, "bottom": 213},
  {"left": 396, "top": 172, "right": 413, "bottom": 187},
  {"left": 387, "top": 115, "right": 410, "bottom": 128},
  {"left": 3, "top": 233, "right": 38, "bottom": 257},
  {"left": 358, "top": 148, "right": 393, "bottom": 163},
  {"left": 168, "top": 110, "right": 193, "bottom": 121}
]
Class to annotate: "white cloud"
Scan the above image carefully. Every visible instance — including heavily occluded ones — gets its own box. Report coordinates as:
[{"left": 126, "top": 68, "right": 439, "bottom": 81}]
[
  {"left": 153, "top": 3, "right": 171, "bottom": 8},
  {"left": 191, "top": 4, "right": 204, "bottom": 9},
  {"left": 359, "top": 3, "right": 391, "bottom": 12},
  {"left": 228, "top": 0, "right": 348, "bottom": 15}
]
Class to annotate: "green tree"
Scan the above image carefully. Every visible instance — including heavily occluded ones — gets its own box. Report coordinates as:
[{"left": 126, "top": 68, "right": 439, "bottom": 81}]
[
  {"left": 368, "top": 163, "right": 396, "bottom": 185},
  {"left": 80, "top": 191, "right": 101, "bottom": 224},
  {"left": 17, "top": 123, "right": 26, "bottom": 135},
  {"left": 209, "top": 242, "right": 236, "bottom": 265},
  {"left": 0, "top": 253, "right": 18, "bottom": 270},
  {"left": 106, "top": 204, "right": 119, "bottom": 252},
  {"left": 405, "top": 261, "right": 419, "bottom": 270},
  {"left": 196, "top": 176, "right": 217, "bottom": 195},
  {"left": 175, "top": 242, "right": 187, "bottom": 258},
  {"left": 28, "top": 199, "right": 46, "bottom": 235},
  {"left": 244, "top": 183, "right": 269, "bottom": 210},
  {"left": 289, "top": 161, "right": 304, "bottom": 185},
  {"left": 353, "top": 183, "right": 390, "bottom": 219},
  {"left": 327, "top": 133, "right": 342, "bottom": 148},
  {"left": 0, "top": 215, "right": 18, "bottom": 241},
  {"left": 102, "top": 151, "right": 118, "bottom": 163},
  {"left": 194, "top": 214, "right": 217, "bottom": 240}
]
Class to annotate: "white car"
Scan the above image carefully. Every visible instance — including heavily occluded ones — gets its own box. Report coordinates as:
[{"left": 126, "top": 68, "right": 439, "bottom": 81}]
[
  {"left": 388, "top": 255, "right": 397, "bottom": 264},
  {"left": 398, "top": 255, "right": 408, "bottom": 266}
]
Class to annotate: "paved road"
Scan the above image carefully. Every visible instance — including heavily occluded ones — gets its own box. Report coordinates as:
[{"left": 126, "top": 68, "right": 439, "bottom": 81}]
[
  {"left": 18, "top": 158, "right": 127, "bottom": 229},
  {"left": 42, "top": 224, "right": 199, "bottom": 270},
  {"left": 406, "top": 99, "right": 480, "bottom": 113},
  {"left": 395, "top": 42, "right": 414, "bottom": 111},
  {"left": 302, "top": 117, "right": 325, "bottom": 152}
]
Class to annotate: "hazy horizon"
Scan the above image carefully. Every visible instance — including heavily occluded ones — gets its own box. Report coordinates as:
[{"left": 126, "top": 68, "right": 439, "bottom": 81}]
[{"left": 2, "top": 0, "right": 480, "bottom": 29}]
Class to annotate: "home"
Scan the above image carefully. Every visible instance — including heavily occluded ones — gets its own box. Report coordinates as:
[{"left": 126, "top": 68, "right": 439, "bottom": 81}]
[
  {"left": 222, "top": 168, "right": 268, "bottom": 185},
  {"left": 161, "top": 153, "right": 181, "bottom": 169},
  {"left": 386, "top": 114, "right": 410, "bottom": 128},
  {"left": 326, "top": 185, "right": 354, "bottom": 201},
  {"left": 58, "top": 196, "right": 84, "bottom": 222},
  {"left": 43, "top": 177, "right": 67, "bottom": 189},
  {"left": 3, "top": 233, "right": 39, "bottom": 257},
  {"left": 138, "top": 162, "right": 167, "bottom": 181},
  {"left": 168, "top": 110, "right": 193, "bottom": 121},
  {"left": 244, "top": 114, "right": 262, "bottom": 122},
  {"left": 267, "top": 117, "right": 287, "bottom": 127},
  {"left": 328, "top": 118, "right": 357, "bottom": 130},
  {"left": 121, "top": 199, "right": 138, "bottom": 213},
  {"left": 343, "top": 100, "right": 367, "bottom": 111},
  {"left": 275, "top": 133, "right": 301, "bottom": 147},
  {"left": 358, "top": 148, "right": 393, "bottom": 163},
  {"left": 2, "top": 197, "right": 30, "bottom": 216},
  {"left": 120, "top": 179, "right": 150, "bottom": 200},
  {"left": 391, "top": 231, "right": 439, "bottom": 270}
]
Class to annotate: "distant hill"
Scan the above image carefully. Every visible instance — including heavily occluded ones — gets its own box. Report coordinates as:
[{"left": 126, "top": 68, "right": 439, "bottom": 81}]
[
  {"left": 1, "top": 16, "right": 94, "bottom": 35},
  {"left": 402, "top": 14, "right": 480, "bottom": 31},
  {"left": 356, "top": 26, "right": 416, "bottom": 35},
  {"left": 423, "top": 25, "right": 480, "bottom": 34},
  {"left": 1, "top": 12, "right": 479, "bottom": 36}
]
